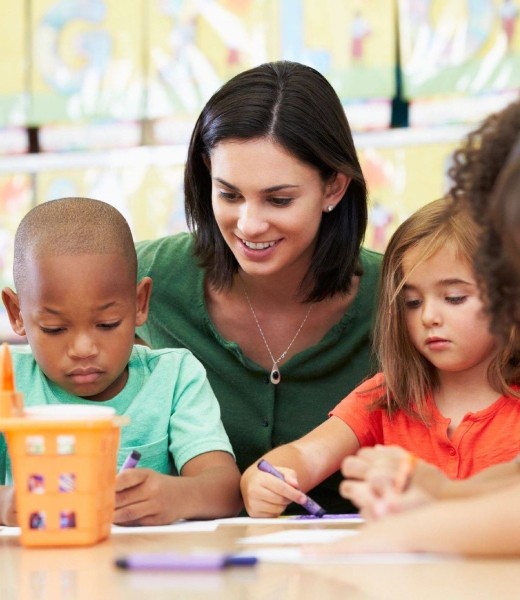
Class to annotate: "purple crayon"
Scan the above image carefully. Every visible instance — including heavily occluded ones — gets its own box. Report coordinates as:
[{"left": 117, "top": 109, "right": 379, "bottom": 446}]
[
  {"left": 119, "top": 450, "right": 141, "bottom": 473},
  {"left": 115, "top": 552, "right": 257, "bottom": 571},
  {"left": 257, "top": 459, "right": 326, "bottom": 517}
]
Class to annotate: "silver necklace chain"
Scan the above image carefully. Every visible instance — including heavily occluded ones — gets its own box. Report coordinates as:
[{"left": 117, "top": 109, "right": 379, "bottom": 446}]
[{"left": 240, "top": 279, "right": 313, "bottom": 385}]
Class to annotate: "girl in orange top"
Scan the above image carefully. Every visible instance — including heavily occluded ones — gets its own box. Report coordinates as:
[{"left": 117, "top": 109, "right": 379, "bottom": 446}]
[{"left": 240, "top": 195, "right": 520, "bottom": 517}]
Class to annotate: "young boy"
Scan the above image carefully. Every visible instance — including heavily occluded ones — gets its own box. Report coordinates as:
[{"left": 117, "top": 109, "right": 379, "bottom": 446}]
[{"left": 0, "top": 197, "right": 242, "bottom": 526}]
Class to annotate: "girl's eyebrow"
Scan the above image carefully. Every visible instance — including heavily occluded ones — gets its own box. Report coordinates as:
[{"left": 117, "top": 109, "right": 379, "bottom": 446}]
[
  {"left": 213, "top": 177, "right": 301, "bottom": 193},
  {"left": 403, "top": 278, "right": 475, "bottom": 291}
]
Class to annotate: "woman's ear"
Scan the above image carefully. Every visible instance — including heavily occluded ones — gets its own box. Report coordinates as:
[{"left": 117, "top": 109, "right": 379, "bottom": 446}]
[
  {"left": 2, "top": 288, "right": 26, "bottom": 337},
  {"left": 322, "top": 172, "right": 351, "bottom": 212},
  {"left": 135, "top": 277, "right": 152, "bottom": 327}
]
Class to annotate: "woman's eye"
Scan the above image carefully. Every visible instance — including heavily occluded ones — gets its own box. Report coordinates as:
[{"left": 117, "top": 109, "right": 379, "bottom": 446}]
[
  {"left": 217, "top": 191, "right": 239, "bottom": 202},
  {"left": 270, "top": 197, "right": 293, "bottom": 207}
]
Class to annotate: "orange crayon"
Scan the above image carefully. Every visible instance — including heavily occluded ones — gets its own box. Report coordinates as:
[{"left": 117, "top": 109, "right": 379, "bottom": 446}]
[{"left": 0, "top": 343, "right": 23, "bottom": 417}]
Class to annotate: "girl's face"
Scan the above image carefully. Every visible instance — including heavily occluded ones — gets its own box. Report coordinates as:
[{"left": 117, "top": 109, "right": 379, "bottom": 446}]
[
  {"left": 401, "top": 242, "right": 497, "bottom": 377},
  {"left": 209, "top": 137, "right": 347, "bottom": 281}
]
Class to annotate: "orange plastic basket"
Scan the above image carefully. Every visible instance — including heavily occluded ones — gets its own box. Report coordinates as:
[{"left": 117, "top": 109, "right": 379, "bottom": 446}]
[{"left": 0, "top": 406, "right": 124, "bottom": 547}]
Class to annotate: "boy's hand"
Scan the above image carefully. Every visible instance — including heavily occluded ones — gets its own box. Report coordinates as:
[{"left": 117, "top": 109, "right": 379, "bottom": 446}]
[
  {"left": 240, "top": 463, "right": 308, "bottom": 518},
  {"left": 114, "top": 468, "right": 180, "bottom": 526},
  {"left": 0, "top": 486, "right": 18, "bottom": 526}
]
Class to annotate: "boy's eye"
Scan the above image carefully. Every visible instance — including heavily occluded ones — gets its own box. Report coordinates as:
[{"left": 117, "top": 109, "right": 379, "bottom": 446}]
[
  {"left": 40, "top": 326, "right": 65, "bottom": 335},
  {"left": 97, "top": 321, "right": 121, "bottom": 330}
]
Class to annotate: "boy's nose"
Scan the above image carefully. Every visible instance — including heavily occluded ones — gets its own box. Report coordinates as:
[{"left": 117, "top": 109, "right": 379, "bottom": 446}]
[{"left": 69, "top": 334, "right": 98, "bottom": 359}]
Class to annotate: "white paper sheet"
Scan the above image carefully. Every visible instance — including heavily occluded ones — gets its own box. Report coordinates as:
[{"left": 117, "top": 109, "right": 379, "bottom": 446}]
[
  {"left": 237, "top": 528, "right": 357, "bottom": 545},
  {"left": 214, "top": 514, "right": 364, "bottom": 526},
  {"left": 236, "top": 547, "right": 455, "bottom": 564},
  {"left": 112, "top": 520, "right": 220, "bottom": 534},
  {"left": 0, "top": 520, "right": 220, "bottom": 537}
]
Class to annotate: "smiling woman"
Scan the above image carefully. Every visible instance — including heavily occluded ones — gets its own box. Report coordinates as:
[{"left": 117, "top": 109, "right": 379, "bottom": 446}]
[{"left": 136, "top": 60, "right": 382, "bottom": 514}]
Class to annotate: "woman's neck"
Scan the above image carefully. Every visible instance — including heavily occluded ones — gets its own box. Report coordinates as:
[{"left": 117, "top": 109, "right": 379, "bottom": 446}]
[{"left": 235, "top": 270, "right": 309, "bottom": 307}]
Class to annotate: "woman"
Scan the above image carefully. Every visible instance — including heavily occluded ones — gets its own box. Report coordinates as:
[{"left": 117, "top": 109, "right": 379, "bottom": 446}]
[{"left": 136, "top": 61, "right": 382, "bottom": 513}]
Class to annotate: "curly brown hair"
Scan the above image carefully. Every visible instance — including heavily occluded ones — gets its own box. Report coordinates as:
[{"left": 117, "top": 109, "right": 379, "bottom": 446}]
[{"left": 449, "top": 98, "right": 520, "bottom": 343}]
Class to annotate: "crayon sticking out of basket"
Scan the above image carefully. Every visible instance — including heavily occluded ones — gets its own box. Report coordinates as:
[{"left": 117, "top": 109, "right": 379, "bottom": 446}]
[{"left": 0, "top": 343, "right": 126, "bottom": 547}]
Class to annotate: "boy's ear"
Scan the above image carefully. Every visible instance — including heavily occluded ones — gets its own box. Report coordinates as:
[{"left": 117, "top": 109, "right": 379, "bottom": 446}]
[
  {"left": 135, "top": 277, "right": 152, "bottom": 327},
  {"left": 2, "top": 288, "right": 26, "bottom": 337}
]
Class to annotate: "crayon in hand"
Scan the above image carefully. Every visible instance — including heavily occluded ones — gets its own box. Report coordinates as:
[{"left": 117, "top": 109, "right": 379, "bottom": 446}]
[
  {"left": 257, "top": 459, "right": 326, "bottom": 517},
  {"left": 119, "top": 450, "right": 142, "bottom": 473}
]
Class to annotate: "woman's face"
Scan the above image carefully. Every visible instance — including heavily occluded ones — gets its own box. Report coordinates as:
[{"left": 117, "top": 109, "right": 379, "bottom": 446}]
[{"left": 209, "top": 137, "right": 340, "bottom": 280}]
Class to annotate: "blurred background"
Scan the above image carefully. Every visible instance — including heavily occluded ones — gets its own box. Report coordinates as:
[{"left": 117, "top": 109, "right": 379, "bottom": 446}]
[{"left": 1, "top": 0, "right": 519, "bottom": 341}]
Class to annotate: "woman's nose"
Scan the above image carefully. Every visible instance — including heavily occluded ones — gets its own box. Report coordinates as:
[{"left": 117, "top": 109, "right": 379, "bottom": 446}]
[{"left": 237, "top": 203, "right": 269, "bottom": 239}]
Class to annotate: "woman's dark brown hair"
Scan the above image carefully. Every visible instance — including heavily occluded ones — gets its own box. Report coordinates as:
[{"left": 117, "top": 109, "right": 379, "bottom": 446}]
[{"left": 184, "top": 60, "right": 368, "bottom": 302}]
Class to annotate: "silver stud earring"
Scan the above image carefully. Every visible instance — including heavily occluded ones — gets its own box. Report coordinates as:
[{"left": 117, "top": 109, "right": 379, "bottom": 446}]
[{"left": 326, "top": 204, "right": 334, "bottom": 212}]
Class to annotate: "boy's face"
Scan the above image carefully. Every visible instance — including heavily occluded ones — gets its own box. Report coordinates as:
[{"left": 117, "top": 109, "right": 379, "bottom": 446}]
[{"left": 4, "top": 253, "right": 151, "bottom": 401}]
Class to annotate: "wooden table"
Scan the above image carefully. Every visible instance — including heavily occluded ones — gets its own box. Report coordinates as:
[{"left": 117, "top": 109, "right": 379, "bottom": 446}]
[{"left": 1, "top": 519, "right": 519, "bottom": 600}]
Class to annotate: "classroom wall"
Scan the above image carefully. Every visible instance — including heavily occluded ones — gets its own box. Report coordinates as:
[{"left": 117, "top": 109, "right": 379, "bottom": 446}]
[{"left": 0, "top": 0, "right": 519, "bottom": 340}]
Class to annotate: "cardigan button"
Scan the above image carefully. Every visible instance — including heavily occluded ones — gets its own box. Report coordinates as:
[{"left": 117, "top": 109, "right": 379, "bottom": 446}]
[
  {"left": 262, "top": 417, "right": 269, "bottom": 427},
  {"left": 263, "top": 375, "right": 270, "bottom": 384}
]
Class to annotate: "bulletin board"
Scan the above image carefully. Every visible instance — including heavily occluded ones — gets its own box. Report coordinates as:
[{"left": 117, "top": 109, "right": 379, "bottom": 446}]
[
  {"left": 399, "top": 0, "right": 520, "bottom": 99},
  {"left": 30, "top": 0, "right": 144, "bottom": 124},
  {"left": 0, "top": 0, "right": 27, "bottom": 127}
]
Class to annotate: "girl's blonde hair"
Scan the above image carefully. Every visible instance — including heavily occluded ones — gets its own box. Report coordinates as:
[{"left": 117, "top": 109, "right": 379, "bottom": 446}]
[{"left": 371, "top": 196, "right": 520, "bottom": 422}]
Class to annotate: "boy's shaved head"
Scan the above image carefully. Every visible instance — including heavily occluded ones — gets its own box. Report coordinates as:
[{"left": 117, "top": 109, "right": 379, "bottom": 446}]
[{"left": 13, "top": 197, "right": 136, "bottom": 293}]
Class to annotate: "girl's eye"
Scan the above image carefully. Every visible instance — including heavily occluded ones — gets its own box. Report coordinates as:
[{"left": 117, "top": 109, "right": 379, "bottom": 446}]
[
  {"left": 404, "top": 299, "right": 422, "bottom": 309},
  {"left": 40, "top": 327, "right": 65, "bottom": 335},
  {"left": 446, "top": 296, "right": 467, "bottom": 305},
  {"left": 98, "top": 322, "right": 121, "bottom": 330}
]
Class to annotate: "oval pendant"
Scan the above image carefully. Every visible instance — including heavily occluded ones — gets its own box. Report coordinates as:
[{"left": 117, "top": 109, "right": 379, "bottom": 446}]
[{"left": 270, "top": 366, "right": 281, "bottom": 385}]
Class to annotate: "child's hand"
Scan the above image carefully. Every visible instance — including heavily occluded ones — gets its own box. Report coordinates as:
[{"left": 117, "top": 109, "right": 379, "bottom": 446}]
[
  {"left": 114, "top": 468, "right": 180, "bottom": 526},
  {"left": 339, "top": 445, "right": 432, "bottom": 519},
  {"left": 0, "top": 486, "right": 18, "bottom": 526},
  {"left": 240, "top": 463, "right": 308, "bottom": 517}
]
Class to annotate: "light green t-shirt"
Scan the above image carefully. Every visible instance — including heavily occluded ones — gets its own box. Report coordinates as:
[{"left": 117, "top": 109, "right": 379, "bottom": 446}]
[{"left": 0, "top": 345, "right": 234, "bottom": 484}]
